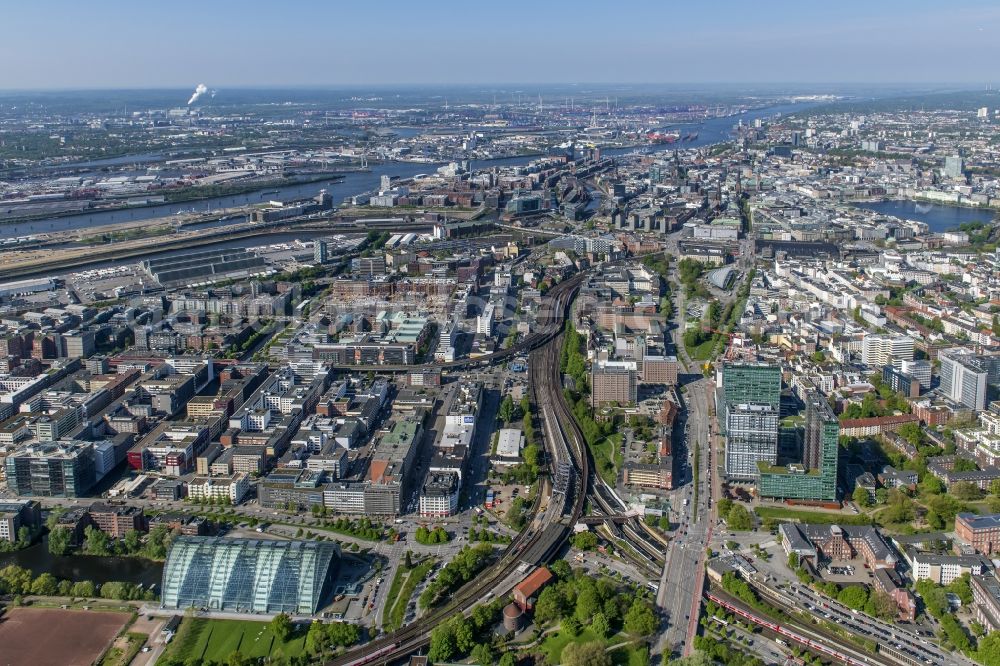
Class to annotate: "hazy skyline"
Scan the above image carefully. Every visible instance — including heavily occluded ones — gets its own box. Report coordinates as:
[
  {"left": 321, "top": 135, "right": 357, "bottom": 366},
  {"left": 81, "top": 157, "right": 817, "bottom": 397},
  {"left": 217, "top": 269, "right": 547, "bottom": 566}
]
[{"left": 3, "top": 0, "right": 1000, "bottom": 90}]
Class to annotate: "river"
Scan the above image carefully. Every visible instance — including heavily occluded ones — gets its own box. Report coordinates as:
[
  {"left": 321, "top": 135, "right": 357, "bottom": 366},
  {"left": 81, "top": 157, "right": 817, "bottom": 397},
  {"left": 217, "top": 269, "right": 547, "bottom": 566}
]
[
  {"left": 3, "top": 101, "right": 817, "bottom": 240},
  {"left": 852, "top": 199, "right": 998, "bottom": 233},
  {"left": 0, "top": 538, "right": 163, "bottom": 587}
]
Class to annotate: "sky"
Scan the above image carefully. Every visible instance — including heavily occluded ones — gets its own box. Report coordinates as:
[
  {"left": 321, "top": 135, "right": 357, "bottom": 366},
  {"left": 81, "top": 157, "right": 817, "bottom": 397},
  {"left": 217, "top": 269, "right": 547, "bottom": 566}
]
[{"left": 2, "top": 0, "right": 1000, "bottom": 89}]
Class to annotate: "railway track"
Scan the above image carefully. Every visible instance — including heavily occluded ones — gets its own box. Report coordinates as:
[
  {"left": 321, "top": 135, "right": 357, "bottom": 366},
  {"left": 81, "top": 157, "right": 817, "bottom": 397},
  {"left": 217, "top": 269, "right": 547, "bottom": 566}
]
[{"left": 326, "top": 277, "right": 587, "bottom": 666}]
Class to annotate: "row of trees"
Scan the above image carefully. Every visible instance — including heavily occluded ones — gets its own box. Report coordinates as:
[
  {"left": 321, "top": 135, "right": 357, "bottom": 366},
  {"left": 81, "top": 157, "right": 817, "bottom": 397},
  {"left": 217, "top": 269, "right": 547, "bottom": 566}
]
[
  {"left": 0, "top": 564, "right": 155, "bottom": 601},
  {"left": 414, "top": 526, "right": 450, "bottom": 545},
  {"left": 419, "top": 544, "right": 494, "bottom": 608}
]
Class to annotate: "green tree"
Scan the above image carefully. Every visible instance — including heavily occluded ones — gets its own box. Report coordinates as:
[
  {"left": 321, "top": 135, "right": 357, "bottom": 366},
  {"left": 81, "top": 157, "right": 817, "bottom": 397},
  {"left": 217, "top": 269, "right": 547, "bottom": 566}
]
[
  {"left": 534, "top": 585, "right": 565, "bottom": 625},
  {"left": 977, "top": 631, "right": 1000, "bottom": 666},
  {"left": 71, "top": 580, "right": 96, "bottom": 597},
  {"left": 952, "top": 481, "right": 982, "bottom": 501},
  {"left": 852, "top": 485, "right": 871, "bottom": 507},
  {"left": 326, "top": 621, "right": 359, "bottom": 647},
  {"left": 572, "top": 530, "right": 599, "bottom": 551},
  {"left": 498, "top": 653, "right": 517, "bottom": 666},
  {"left": 575, "top": 585, "right": 602, "bottom": 622},
  {"left": 726, "top": 504, "right": 753, "bottom": 531},
  {"left": 592, "top": 612, "right": 610, "bottom": 639},
  {"left": 123, "top": 529, "right": 142, "bottom": 553},
  {"left": 837, "top": 585, "right": 868, "bottom": 610},
  {"left": 562, "top": 640, "right": 612, "bottom": 666},
  {"left": 499, "top": 395, "right": 515, "bottom": 423},
  {"left": 623, "top": 600, "right": 657, "bottom": 636},
  {"left": 471, "top": 643, "right": 495, "bottom": 666},
  {"left": 83, "top": 526, "right": 111, "bottom": 556},
  {"left": 269, "top": 613, "right": 294, "bottom": 642},
  {"left": 47, "top": 526, "right": 72, "bottom": 556},
  {"left": 428, "top": 623, "right": 457, "bottom": 663},
  {"left": 305, "top": 621, "right": 326, "bottom": 655},
  {"left": 30, "top": 573, "right": 58, "bottom": 596},
  {"left": 45, "top": 506, "right": 65, "bottom": 530}
]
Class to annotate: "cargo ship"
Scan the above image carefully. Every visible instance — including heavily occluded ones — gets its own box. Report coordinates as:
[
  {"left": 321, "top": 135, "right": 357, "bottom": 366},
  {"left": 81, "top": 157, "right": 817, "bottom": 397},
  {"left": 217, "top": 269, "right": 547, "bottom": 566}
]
[{"left": 646, "top": 131, "right": 680, "bottom": 144}]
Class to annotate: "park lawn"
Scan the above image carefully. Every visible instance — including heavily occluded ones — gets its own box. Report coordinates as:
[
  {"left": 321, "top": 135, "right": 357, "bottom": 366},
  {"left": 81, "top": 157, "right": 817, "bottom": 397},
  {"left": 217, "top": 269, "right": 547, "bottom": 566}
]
[
  {"left": 755, "top": 506, "right": 872, "bottom": 526},
  {"left": 541, "top": 626, "right": 601, "bottom": 663},
  {"left": 686, "top": 337, "right": 717, "bottom": 361},
  {"left": 165, "top": 618, "right": 306, "bottom": 663},
  {"left": 591, "top": 436, "right": 619, "bottom": 486},
  {"left": 611, "top": 640, "right": 650, "bottom": 666}
]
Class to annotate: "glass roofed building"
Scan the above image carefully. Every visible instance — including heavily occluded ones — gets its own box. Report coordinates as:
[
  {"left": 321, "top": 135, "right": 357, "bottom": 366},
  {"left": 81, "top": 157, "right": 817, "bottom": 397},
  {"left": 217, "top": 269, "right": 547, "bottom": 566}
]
[{"left": 160, "top": 536, "right": 339, "bottom": 615}]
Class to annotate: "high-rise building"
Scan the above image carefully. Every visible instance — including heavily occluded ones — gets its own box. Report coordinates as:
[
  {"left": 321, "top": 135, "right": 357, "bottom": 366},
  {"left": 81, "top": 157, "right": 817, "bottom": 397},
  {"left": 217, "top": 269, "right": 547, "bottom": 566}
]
[
  {"left": 940, "top": 348, "right": 989, "bottom": 411},
  {"left": 945, "top": 155, "right": 965, "bottom": 180},
  {"left": 721, "top": 362, "right": 781, "bottom": 409},
  {"left": 758, "top": 391, "right": 839, "bottom": 501},
  {"left": 591, "top": 364, "right": 638, "bottom": 407},
  {"left": 900, "top": 359, "right": 932, "bottom": 390},
  {"left": 5, "top": 442, "right": 96, "bottom": 497},
  {"left": 724, "top": 403, "right": 779, "bottom": 480},
  {"left": 861, "top": 334, "right": 914, "bottom": 369},
  {"left": 314, "top": 240, "right": 329, "bottom": 264}
]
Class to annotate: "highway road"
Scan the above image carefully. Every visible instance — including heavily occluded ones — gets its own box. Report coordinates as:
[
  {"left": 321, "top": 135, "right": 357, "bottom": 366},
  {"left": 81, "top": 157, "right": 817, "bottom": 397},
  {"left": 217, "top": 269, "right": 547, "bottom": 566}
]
[{"left": 653, "top": 238, "right": 739, "bottom": 659}]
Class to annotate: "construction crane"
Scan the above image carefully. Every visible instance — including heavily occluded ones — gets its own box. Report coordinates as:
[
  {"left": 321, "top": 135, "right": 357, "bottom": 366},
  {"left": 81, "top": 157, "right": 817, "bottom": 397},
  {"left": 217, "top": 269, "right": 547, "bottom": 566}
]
[{"left": 701, "top": 326, "right": 741, "bottom": 362}]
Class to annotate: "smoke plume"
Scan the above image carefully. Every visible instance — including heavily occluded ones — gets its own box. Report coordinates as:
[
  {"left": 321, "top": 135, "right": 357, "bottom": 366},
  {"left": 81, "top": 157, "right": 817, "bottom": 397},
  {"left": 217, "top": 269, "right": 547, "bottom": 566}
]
[{"left": 187, "top": 84, "right": 209, "bottom": 105}]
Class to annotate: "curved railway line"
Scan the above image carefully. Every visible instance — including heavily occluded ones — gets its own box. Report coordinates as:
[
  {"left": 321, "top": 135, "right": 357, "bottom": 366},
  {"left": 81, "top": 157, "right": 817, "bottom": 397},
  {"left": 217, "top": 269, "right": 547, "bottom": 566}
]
[{"left": 326, "top": 276, "right": 589, "bottom": 666}]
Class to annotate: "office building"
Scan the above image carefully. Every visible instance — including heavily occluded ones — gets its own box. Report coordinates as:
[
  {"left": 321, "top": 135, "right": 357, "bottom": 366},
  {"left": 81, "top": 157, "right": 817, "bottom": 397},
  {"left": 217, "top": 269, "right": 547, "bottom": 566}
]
[
  {"left": 956, "top": 513, "right": 1000, "bottom": 556},
  {"left": 418, "top": 472, "right": 459, "bottom": 518},
  {"left": 160, "top": 537, "right": 339, "bottom": 615},
  {"left": 88, "top": 503, "right": 146, "bottom": 538},
  {"left": 640, "top": 355, "right": 678, "bottom": 385},
  {"left": 5, "top": 442, "right": 96, "bottom": 497},
  {"left": 721, "top": 362, "right": 781, "bottom": 410},
  {"left": 313, "top": 240, "right": 329, "bottom": 264},
  {"left": 0, "top": 500, "right": 41, "bottom": 543},
  {"left": 591, "top": 364, "right": 638, "bottom": 407},
  {"left": 908, "top": 549, "right": 989, "bottom": 585},
  {"left": 861, "top": 334, "right": 914, "bottom": 369},
  {"left": 940, "top": 348, "right": 989, "bottom": 411},
  {"left": 188, "top": 474, "right": 250, "bottom": 505},
  {"left": 972, "top": 574, "right": 1000, "bottom": 631},
  {"left": 724, "top": 403, "right": 778, "bottom": 480},
  {"left": 899, "top": 359, "right": 932, "bottom": 390},
  {"left": 944, "top": 155, "right": 965, "bottom": 180},
  {"left": 759, "top": 392, "right": 840, "bottom": 502}
]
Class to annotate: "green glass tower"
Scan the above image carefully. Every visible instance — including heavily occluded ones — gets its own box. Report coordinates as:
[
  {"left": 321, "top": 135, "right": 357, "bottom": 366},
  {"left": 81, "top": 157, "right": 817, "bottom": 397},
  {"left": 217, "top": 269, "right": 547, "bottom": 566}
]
[
  {"left": 722, "top": 362, "right": 781, "bottom": 409},
  {"left": 758, "top": 391, "right": 839, "bottom": 501}
]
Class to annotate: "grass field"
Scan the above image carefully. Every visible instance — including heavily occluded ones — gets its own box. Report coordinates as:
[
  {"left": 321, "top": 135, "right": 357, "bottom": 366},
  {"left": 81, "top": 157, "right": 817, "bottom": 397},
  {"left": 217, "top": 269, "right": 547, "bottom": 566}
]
[
  {"left": 686, "top": 337, "right": 718, "bottom": 361},
  {"left": 541, "top": 628, "right": 647, "bottom": 665},
  {"left": 591, "top": 434, "right": 623, "bottom": 486},
  {"left": 164, "top": 618, "right": 306, "bottom": 662},
  {"left": 384, "top": 558, "right": 435, "bottom": 631},
  {"left": 755, "top": 505, "right": 873, "bottom": 526}
]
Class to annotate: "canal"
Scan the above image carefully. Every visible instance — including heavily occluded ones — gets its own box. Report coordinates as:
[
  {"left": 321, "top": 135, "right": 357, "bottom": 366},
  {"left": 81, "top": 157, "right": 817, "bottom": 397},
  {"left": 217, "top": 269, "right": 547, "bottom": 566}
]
[{"left": 0, "top": 538, "right": 163, "bottom": 588}]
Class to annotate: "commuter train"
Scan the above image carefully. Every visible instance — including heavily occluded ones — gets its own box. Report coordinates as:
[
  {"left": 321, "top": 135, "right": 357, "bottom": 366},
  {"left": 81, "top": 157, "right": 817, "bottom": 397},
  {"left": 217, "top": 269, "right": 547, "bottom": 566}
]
[{"left": 343, "top": 642, "right": 399, "bottom": 666}]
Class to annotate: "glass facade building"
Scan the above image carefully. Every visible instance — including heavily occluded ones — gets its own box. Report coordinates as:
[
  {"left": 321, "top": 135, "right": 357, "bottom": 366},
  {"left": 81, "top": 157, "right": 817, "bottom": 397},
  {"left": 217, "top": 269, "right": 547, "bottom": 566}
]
[
  {"left": 721, "top": 363, "right": 781, "bottom": 409},
  {"left": 724, "top": 403, "right": 779, "bottom": 480},
  {"left": 161, "top": 537, "right": 339, "bottom": 615},
  {"left": 758, "top": 391, "right": 839, "bottom": 501}
]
